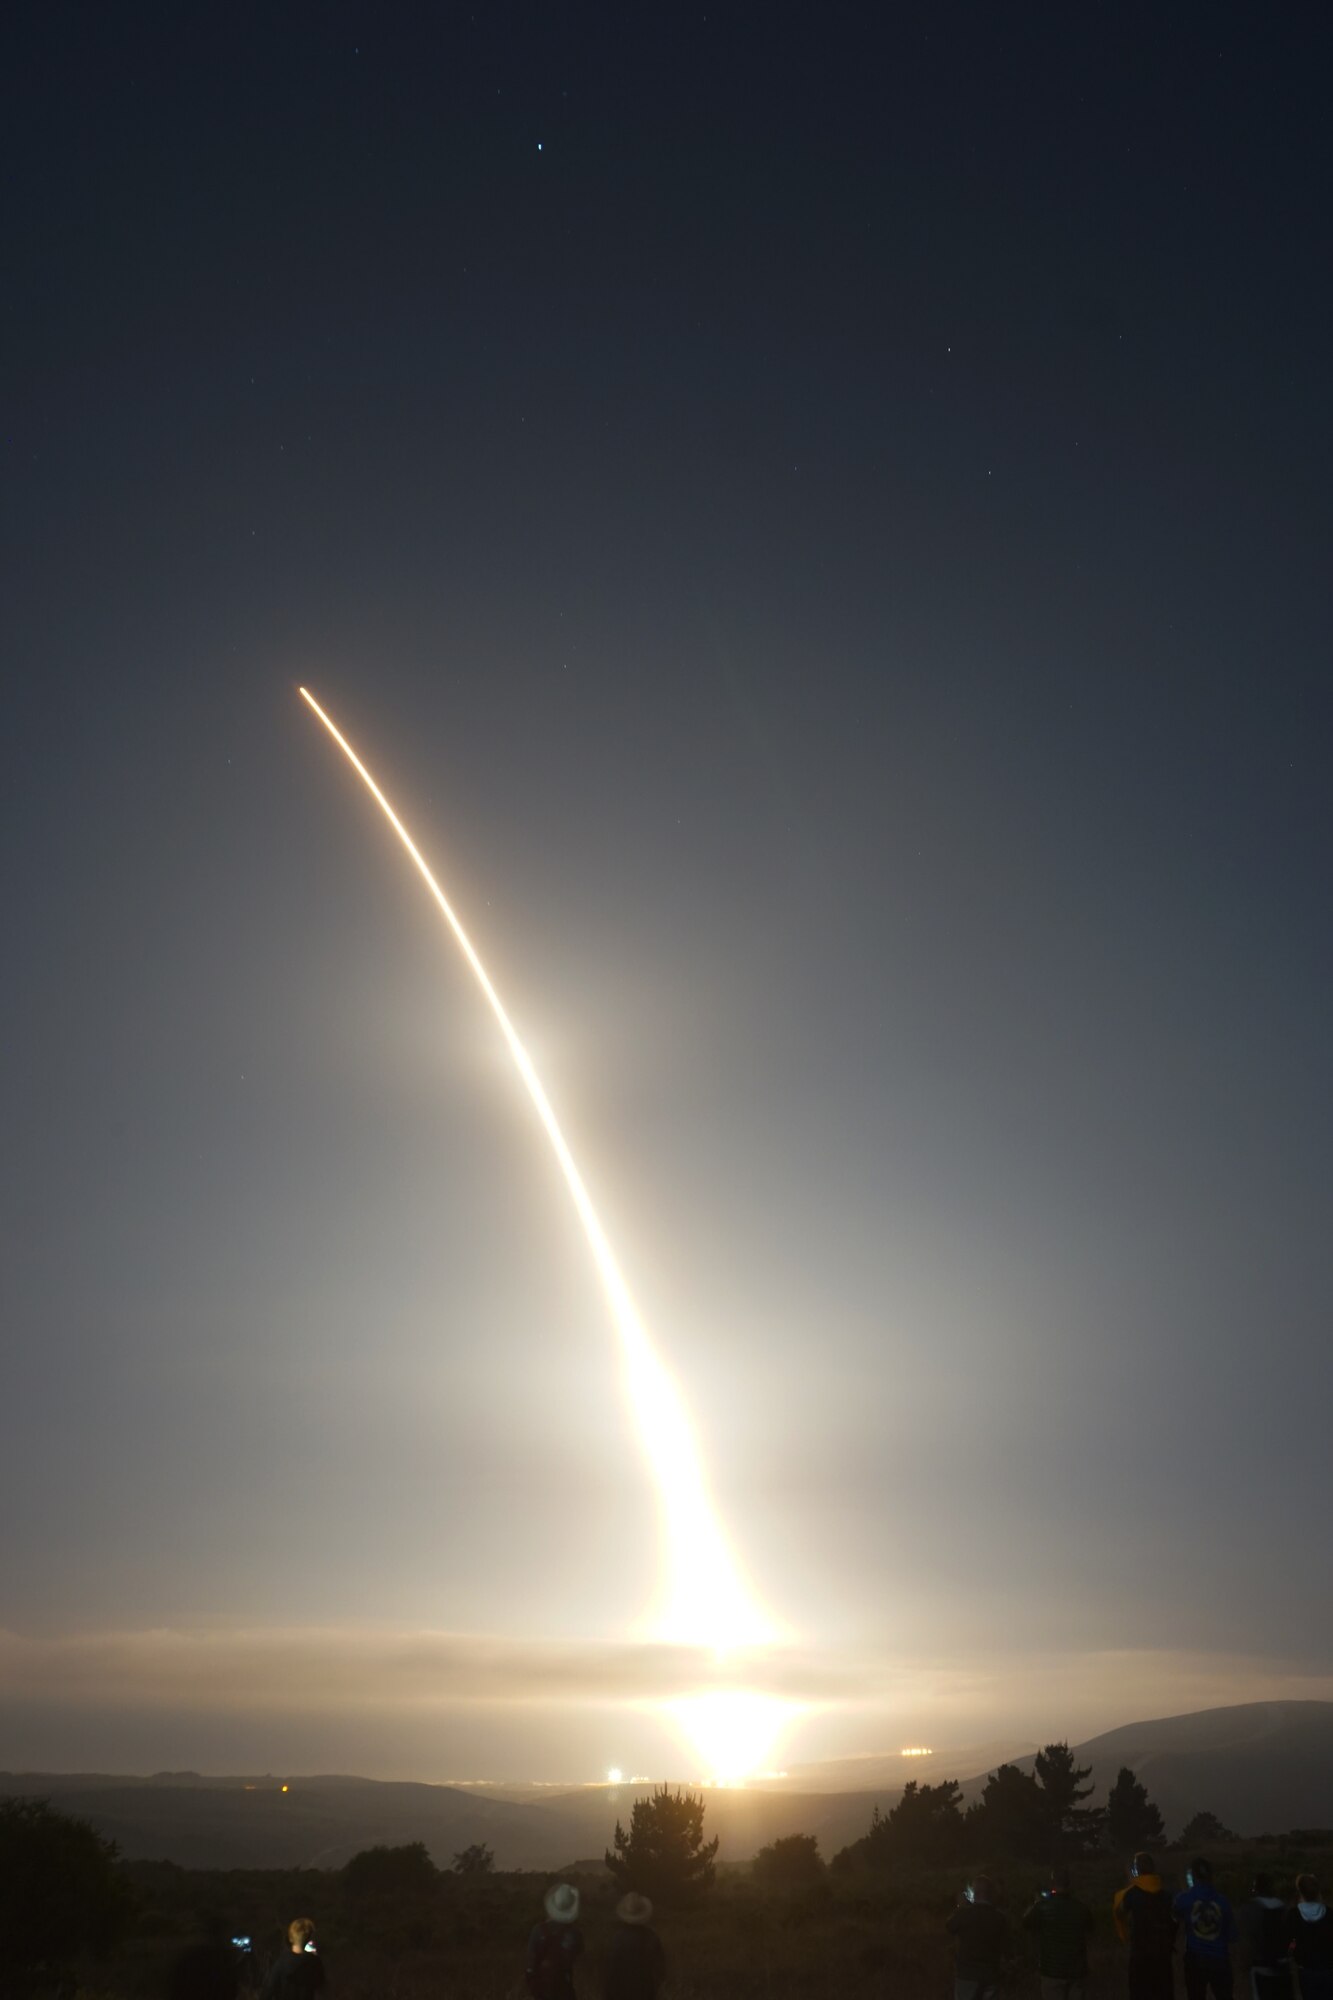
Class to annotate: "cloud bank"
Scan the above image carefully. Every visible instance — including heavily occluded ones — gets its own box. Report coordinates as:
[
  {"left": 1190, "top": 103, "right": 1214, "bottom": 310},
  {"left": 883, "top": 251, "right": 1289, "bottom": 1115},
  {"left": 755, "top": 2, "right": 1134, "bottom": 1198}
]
[{"left": 3, "top": 1625, "right": 1331, "bottom": 1753}]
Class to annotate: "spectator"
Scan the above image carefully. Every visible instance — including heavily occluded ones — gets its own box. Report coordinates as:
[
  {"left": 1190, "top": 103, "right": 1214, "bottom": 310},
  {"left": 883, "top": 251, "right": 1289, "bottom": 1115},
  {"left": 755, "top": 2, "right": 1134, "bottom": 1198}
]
[
  {"left": 1023, "top": 1865, "right": 1094, "bottom": 2000},
  {"left": 1174, "top": 1856, "right": 1236, "bottom": 2000},
  {"left": 1288, "top": 1875, "right": 1333, "bottom": 2000},
  {"left": 947, "top": 1874, "right": 1010, "bottom": 2000},
  {"left": 527, "top": 1883, "right": 584, "bottom": 2000},
  {"left": 604, "top": 1892, "right": 665, "bottom": 2000},
  {"left": 260, "top": 1919, "right": 326, "bottom": 1997},
  {"left": 167, "top": 1911, "right": 242, "bottom": 2000},
  {"left": 1114, "top": 1852, "right": 1178, "bottom": 2000},
  {"left": 1237, "top": 1872, "right": 1287, "bottom": 2000}
]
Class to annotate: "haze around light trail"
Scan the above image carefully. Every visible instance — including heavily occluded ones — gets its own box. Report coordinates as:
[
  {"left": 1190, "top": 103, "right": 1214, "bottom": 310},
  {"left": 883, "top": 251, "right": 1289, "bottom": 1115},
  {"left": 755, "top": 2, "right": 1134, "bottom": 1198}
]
[{"left": 298, "top": 686, "right": 777, "bottom": 1660}]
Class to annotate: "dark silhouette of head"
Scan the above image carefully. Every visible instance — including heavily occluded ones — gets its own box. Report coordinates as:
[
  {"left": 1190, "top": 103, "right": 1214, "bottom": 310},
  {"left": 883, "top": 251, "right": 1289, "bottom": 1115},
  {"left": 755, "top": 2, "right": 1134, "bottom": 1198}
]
[
  {"left": 1190, "top": 1858, "right": 1214, "bottom": 1886},
  {"left": 1253, "top": 1873, "right": 1276, "bottom": 1897},
  {"left": 1049, "top": 1865, "right": 1071, "bottom": 1893},
  {"left": 1133, "top": 1852, "right": 1156, "bottom": 1878},
  {"left": 1297, "top": 1875, "right": 1321, "bottom": 1904},
  {"left": 971, "top": 1874, "right": 994, "bottom": 1904}
]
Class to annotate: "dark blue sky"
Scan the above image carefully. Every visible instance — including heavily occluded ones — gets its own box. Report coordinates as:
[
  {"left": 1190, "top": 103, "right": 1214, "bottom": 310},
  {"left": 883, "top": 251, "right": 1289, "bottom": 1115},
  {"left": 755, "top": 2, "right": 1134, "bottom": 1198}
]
[{"left": 3, "top": 2, "right": 1331, "bottom": 1779}]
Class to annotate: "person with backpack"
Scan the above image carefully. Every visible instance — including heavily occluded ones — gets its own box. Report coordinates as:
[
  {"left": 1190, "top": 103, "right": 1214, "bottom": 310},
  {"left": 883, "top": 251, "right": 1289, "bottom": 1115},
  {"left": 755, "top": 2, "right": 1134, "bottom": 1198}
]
[
  {"left": 1287, "top": 1875, "right": 1333, "bottom": 2000},
  {"left": 603, "top": 1892, "right": 665, "bottom": 2000},
  {"left": 1022, "top": 1865, "right": 1095, "bottom": 2000},
  {"left": 1174, "top": 1856, "right": 1236, "bottom": 2000},
  {"left": 1237, "top": 1873, "right": 1288, "bottom": 2000},
  {"left": 1114, "top": 1852, "right": 1178, "bottom": 2000},
  {"left": 526, "top": 1883, "right": 585, "bottom": 2000},
  {"left": 947, "top": 1875, "right": 1011, "bottom": 2000}
]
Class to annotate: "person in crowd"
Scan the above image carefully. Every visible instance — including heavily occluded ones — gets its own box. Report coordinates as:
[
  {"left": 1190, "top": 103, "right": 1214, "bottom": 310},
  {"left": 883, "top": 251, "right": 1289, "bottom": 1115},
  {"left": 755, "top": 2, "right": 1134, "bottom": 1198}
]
[
  {"left": 1114, "top": 1852, "right": 1178, "bottom": 2000},
  {"left": 1238, "top": 1873, "right": 1288, "bottom": 2000},
  {"left": 526, "top": 1882, "right": 585, "bottom": 2000},
  {"left": 947, "top": 1874, "right": 1011, "bottom": 2000},
  {"left": 260, "top": 1918, "right": 326, "bottom": 1997},
  {"left": 1287, "top": 1875, "right": 1333, "bottom": 2000},
  {"left": 1022, "top": 1865, "right": 1095, "bottom": 2000},
  {"left": 167, "top": 1910, "right": 243, "bottom": 2000},
  {"left": 1174, "top": 1856, "right": 1236, "bottom": 2000},
  {"left": 603, "top": 1891, "right": 666, "bottom": 2000}
]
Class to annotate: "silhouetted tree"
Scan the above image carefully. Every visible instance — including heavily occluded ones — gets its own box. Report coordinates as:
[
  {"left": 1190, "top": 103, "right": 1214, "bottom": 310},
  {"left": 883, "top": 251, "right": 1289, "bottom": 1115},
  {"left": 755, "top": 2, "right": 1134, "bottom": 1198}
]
[
  {"left": 871, "top": 1779, "right": 967, "bottom": 1865},
  {"left": 451, "top": 1842, "right": 495, "bottom": 1875},
  {"left": 1105, "top": 1767, "right": 1165, "bottom": 1852},
  {"left": 606, "top": 1787, "right": 718, "bottom": 1906},
  {"left": 0, "top": 1796, "right": 133, "bottom": 1984},
  {"left": 342, "top": 1840, "right": 438, "bottom": 1900},
  {"left": 968, "top": 1764, "right": 1051, "bottom": 1861},
  {"left": 753, "top": 1832, "right": 824, "bottom": 1891},
  {"left": 1036, "top": 1741, "right": 1104, "bottom": 1855},
  {"left": 1177, "top": 1810, "right": 1236, "bottom": 1847}
]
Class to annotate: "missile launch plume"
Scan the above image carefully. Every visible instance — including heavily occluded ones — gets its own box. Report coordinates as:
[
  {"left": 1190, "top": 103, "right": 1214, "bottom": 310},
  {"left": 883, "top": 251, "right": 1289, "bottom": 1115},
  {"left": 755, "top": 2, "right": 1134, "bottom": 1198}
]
[{"left": 298, "top": 686, "right": 774, "bottom": 1652}]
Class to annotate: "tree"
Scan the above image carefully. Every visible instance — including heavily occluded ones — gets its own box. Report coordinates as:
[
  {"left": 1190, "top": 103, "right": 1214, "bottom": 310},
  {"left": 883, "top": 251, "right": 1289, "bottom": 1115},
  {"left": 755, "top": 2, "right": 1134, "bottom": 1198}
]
[
  {"left": 1035, "top": 1742, "right": 1104, "bottom": 1855},
  {"left": 1177, "top": 1811, "right": 1236, "bottom": 1847},
  {"left": 969, "top": 1764, "right": 1052, "bottom": 1861},
  {"left": 872, "top": 1780, "right": 967, "bottom": 1866},
  {"left": 1105, "top": 1767, "right": 1165, "bottom": 1852},
  {"left": 451, "top": 1841, "right": 495, "bottom": 1875},
  {"left": 0, "top": 1796, "right": 133, "bottom": 1982},
  {"left": 753, "top": 1833, "right": 824, "bottom": 1892},
  {"left": 606, "top": 1787, "right": 718, "bottom": 1906},
  {"left": 342, "top": 1840, "right": 438, "bottom": 1901}
]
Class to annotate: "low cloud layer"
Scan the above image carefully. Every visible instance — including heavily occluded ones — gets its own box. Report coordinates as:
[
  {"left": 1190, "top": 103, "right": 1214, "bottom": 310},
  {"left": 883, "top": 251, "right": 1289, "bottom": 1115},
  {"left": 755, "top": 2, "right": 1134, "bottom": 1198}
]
[{"left": 4, "top": 1624, "right": 1332, "bottom": 1777}]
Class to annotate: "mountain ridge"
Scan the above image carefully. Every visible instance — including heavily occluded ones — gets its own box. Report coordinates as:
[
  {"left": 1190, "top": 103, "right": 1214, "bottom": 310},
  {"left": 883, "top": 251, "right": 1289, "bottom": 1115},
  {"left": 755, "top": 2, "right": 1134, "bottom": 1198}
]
[{"left": 4, "top": 1701, "right": 1331, "bottom": 1868}]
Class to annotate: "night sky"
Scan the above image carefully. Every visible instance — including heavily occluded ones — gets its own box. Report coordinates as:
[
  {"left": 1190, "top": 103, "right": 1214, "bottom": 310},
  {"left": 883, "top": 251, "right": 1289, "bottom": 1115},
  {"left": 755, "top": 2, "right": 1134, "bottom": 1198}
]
[{"left": 4, "top": 3, "right": 1331, "bottom": 1782}]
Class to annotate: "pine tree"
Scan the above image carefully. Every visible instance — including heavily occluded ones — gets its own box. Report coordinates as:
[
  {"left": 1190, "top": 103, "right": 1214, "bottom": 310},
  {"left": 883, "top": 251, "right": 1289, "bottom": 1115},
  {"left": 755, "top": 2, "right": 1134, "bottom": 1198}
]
[
  {"left": 1035, "top": 1741, "right": 1104, "bottom": 1856},
  {"left": 1104, "top": 1766, "right": 1165, "bottom": 1852},
  {"left": 971, "top": 1763, "right": 1051, "bottom": 1861},
  {"left": 606, "top": 1787, "right": 719, "bottom": 1906},
  {"left": 881, "top": 1779, "right": 966, "bottom": 1864}
]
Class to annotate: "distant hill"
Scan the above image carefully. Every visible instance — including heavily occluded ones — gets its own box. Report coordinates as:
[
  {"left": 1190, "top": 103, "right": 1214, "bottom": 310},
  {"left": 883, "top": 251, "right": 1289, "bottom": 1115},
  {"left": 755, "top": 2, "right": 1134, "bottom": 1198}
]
[
  {"left": 4, "top": 1702, "right": 1331, "bottom": 1868},
  {"left": 1007, "top": 1700, "right": 1333, "bottom": 1839},
  {"left": 0, "top": 1769, "right": 883, "bottom": 1872}
]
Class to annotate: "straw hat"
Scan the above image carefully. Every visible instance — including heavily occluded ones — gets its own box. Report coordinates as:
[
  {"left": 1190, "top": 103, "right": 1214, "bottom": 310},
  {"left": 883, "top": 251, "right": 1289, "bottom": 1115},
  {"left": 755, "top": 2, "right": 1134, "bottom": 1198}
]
[
  {"left": 616, "top": 1893, "right": 654, "bottom": 1926},
  {"left": 544, "top": 1883, "right": 581, "bottom": 1923}
]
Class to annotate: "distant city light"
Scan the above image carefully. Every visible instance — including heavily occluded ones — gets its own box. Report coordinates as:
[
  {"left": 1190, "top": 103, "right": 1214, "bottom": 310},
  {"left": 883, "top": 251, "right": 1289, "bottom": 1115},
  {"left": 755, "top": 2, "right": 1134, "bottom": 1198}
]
[
  {"left": 900, "top": 1747, "right": 933, "bottom": 1758},
  {"left": 607, "top": 1767, "right": 624, "bottom": 1785}
]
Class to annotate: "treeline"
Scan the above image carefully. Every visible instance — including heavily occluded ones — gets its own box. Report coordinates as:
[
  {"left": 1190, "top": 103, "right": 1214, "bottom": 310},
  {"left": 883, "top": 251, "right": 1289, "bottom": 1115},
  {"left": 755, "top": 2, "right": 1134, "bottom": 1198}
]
[{"left": 833, "top": 1744, "right": 1201, "bottom": 1870}]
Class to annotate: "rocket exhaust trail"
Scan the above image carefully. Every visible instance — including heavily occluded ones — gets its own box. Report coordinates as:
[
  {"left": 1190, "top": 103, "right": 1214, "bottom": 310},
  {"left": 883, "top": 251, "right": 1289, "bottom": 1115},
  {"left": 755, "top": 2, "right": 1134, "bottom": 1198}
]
[{"left": 299, "top": 687, "right": 774, "bottom": 1652}]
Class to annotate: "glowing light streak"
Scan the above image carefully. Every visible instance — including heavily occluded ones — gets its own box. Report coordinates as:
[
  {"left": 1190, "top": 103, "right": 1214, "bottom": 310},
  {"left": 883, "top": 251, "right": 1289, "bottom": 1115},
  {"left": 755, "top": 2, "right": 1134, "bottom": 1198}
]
[{"left": 299, "top": 687, "right": 774, "bottom": 1652}]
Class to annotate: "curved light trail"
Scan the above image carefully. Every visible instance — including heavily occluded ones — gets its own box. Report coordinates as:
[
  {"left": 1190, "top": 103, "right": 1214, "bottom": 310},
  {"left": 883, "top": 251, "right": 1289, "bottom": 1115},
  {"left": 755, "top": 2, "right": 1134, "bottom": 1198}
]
[{"left": 299, "top": 687, "right": 775, "bottom": 1655}]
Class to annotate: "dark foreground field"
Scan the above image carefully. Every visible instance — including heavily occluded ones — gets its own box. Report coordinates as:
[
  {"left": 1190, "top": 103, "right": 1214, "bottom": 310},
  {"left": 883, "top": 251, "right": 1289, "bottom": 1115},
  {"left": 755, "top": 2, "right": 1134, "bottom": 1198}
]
[{"left": 48, "top": 1841, "right": 1333, "bottom": 2000}]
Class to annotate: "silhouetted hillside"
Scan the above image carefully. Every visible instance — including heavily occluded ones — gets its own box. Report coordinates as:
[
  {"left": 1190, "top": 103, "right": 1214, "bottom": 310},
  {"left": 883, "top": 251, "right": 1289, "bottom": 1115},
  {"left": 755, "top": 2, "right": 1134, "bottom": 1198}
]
[
  {"left": 957, "top": 1701, "right": 1333, "bottom": 1837},
  {"left": 5, "top": 1701, "right": 1331, "bottom": 1867}
]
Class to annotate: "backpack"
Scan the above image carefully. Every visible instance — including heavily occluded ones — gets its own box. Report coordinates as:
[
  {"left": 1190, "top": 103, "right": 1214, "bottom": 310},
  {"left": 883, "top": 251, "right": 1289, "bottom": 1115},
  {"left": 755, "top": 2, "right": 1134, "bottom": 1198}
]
[
  {"left": 530, "top": 1921, "right": 578, "bottom": 1996},
  {"left": 1125, "top": 1886, "right": 1177, "bottom": 1959},
  {"left": 1254, "top": 1903, "right": 1287, "bottom": 1970}
]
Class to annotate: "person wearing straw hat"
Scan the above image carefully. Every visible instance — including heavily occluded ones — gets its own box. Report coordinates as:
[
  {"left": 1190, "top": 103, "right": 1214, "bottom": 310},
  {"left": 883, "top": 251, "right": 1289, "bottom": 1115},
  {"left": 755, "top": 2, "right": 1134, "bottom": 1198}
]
[
  {"left": 604, "top": 1893, "right": 666, "bottom": 2000},
  {"left": 526, "top": 1883, "right": 585, "bottom": 1999}
]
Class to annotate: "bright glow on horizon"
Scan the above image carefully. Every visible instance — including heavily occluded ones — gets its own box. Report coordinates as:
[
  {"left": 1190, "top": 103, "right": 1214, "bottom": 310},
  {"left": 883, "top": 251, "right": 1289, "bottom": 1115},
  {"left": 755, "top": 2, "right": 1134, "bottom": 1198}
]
[
  {"left": 607, "top": 1766, "right": 624, "bottom": 1784},
  {"left": 670, "top": 1690, "right": 795, "bottom": 1786},
  {"left": 298, "top": 686, "right": 775, "bottom": 1655},
  {"left": 901, "top": 1745, "right": 933, "bottom": 1757}
]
